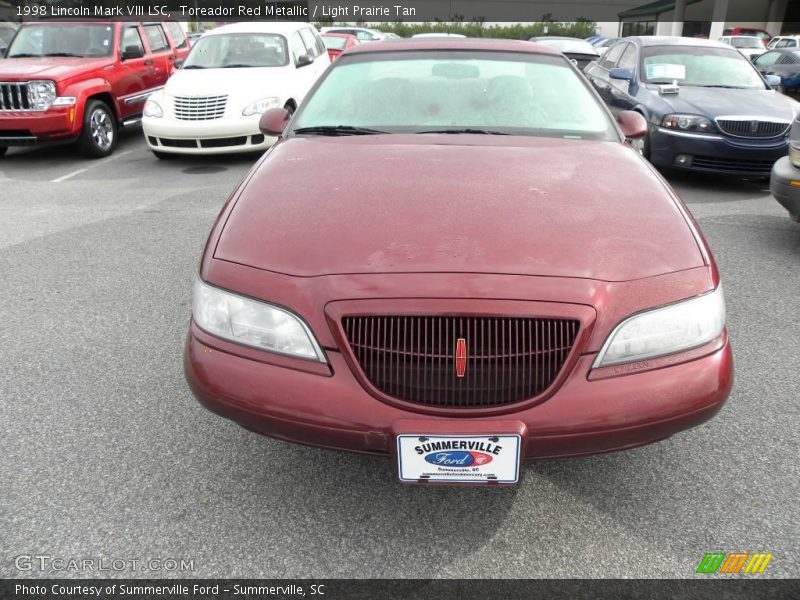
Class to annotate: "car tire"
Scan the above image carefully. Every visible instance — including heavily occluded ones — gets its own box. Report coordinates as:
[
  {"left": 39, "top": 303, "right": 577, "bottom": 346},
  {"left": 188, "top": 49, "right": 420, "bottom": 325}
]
[
  {"left": 0, "top": 146, "right": 7, "bottom": 158},
  {"left": 77, "top": 100, "right": 118, "bottom": 158},
  {"left": 151, "top": 150, "right": 173, "bottom": 160}
]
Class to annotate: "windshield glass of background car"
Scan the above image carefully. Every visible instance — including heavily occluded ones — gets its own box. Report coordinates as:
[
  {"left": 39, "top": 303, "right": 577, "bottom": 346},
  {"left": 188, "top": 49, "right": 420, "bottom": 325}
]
[
  {"left": 8, "top": 24, "right": 114, "bottom": 58},
  {"left": 322, "top": 36, "right": 348, "bottom": 50},
  {"left": 183, "top": 33, "right": 289, "bottom": 68},
  {"left": 537, "top": 39, "right": 598, "bottom": 55},
  {"left": 731, "top": 37, "right": 763, "bottom": 48},
  {"left": 293, "top": 52, "right": 617, "bottom": 139},
  {"left": 642, "top": 46, "right": 765, "bottom": 88}
]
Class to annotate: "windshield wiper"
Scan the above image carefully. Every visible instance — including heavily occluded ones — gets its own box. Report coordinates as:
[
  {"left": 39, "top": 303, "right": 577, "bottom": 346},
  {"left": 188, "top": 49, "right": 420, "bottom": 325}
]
[
  {"left": 222, "top": 64, "right": 256, "bottom": 68},
  {"left": 699, "top": 84, "right": 749, "bottom": 89},
  {"left": 43, "top": 52, "right": 83, "bottom": 57},
  {"left": 292, "top": 125, "right": 388, "bottom": 136},
  {"left": 417, "top": 128, "right": 510, "bottom": 135},
  {"left": 182, "top": 65, "right": 206, "bottom": 69},
  {"left": 8, "top": 53, "right": 41, "bottom": 58}
]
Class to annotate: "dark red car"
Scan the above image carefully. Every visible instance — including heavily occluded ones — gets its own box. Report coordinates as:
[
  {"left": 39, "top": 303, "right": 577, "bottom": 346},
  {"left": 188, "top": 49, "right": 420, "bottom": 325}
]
[
  {"left": 0, "top": 20, "right": 190, "bottom": 157},
  {"left": 185, "top": 39, "right": 733, "bottom": 485},
  {"left": 321, "top": 32, "right": 359, "bottom": 61}
]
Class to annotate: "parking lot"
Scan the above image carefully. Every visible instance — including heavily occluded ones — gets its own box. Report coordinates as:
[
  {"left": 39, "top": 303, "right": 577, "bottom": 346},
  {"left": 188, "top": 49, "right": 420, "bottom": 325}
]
[{"left": 1, "top": 127, "right": 798, "bottom": 578}]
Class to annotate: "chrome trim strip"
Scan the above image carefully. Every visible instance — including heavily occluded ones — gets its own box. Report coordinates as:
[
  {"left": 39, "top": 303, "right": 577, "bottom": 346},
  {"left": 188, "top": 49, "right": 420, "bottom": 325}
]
[
  {"left": 123, "top": 86, "right": 163, "bottom": 106},
  {"left": 656, "top": 127, "right": 723, "bottom": 140}
]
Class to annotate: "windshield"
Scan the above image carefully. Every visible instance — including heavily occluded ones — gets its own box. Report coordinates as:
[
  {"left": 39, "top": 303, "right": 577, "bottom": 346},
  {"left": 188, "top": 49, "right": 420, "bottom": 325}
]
[
  {"left": 292, "top": 51, "right": 617, "bottom": 140},
  {"left": 322, "top": 36, "right": 348, "bottom": 50},
  {"left": 533, "top": 39, "right": 599, "bottom": 56},
  {"left": 183, "top": 33, "right": 289, "bottom": 69},
  {"left": 642, "top": 46, "right": 765, "bottom": 88},
  {"left": 7, "top": 24, "right": 114, "bottom": 58},
  {"left": 731, "top": 37, "right": 763, "bottom": 49}
]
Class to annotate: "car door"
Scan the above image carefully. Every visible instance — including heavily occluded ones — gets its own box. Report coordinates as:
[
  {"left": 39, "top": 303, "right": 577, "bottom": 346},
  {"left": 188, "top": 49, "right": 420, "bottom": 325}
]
[
  {"left": 754, "top": 50, "right": 786, "bottom": 76},
  {"left": 289, "top": 30, "right": 317, "bottom": 104},
  {"left": 585, "top": 41, "right": 626, "bottom": 104},
  {"left": 141, "top": 23, "right": 172, "bottom": 88},
  {"left": 115, "top": 23, "right": 152, "bottom": 118},
  {"left": 163, "top": 21, "right": 190, "bottom": 63}
]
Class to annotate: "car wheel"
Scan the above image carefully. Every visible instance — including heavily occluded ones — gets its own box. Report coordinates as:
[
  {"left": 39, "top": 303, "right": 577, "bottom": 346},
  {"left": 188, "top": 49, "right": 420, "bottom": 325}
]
[
  {"left": 0, "top": 146, "right": 7, "bottom": 158},
  {"left": 151, "top": 150, "right": 174, "bottom": 160},
  {"left": 77, "top": 100, "right": 118, "bottom": 158}
]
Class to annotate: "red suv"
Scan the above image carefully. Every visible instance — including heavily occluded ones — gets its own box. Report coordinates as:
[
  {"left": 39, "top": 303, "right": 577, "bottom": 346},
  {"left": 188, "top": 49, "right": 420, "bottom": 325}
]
[{"left": 0, "top": 20, "right": 189, "bottom": 158}]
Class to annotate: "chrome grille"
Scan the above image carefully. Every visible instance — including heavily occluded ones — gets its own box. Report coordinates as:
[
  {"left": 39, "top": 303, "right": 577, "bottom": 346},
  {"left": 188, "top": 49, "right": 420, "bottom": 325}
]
[
  {"left": 343, "top": 315, "right": 580, "bottom": 409},
  {"left": 0, "top": 82, "right": 33, "bottom": 112},
  {"left": 716, "top": 118, "right": 790, "bottom": 138},
  {"left": 172, "top": 95, "right": 227, "bottom": 121}
]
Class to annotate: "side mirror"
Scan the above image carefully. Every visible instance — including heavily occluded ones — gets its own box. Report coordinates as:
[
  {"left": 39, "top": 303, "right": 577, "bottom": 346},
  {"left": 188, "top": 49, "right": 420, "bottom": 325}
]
[
  {"left": 618, "top": 110, "right": 647, "bottom": 139},
  {"left": 122, "top": 45, "right": 145, "bottom": 60},
  {"left": 765, "top": 74, "right": 782, "bottom": 87},
  {"left": 296, "top": 54, "right": 313, "bottom": 68},
  {"left": 174, "top": 59, "right": 184, "bottom": 70},
  {"left": 259, "top": 107, "right": 290, "bottom": 136},
  {"left": 609, "top": 67, "right": 634, "bottom": 82}
]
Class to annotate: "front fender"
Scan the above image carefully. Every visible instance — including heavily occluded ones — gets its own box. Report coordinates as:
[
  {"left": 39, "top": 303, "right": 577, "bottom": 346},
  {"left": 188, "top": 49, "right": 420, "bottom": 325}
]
[{"left": 60, "top": 78, "right": 115, "bottom": 124}]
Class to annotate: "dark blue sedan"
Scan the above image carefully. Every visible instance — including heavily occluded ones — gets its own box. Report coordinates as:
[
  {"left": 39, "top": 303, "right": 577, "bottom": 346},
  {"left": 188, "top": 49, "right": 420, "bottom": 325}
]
[{"left": 584, "top": 36, "right": 799, "bottom": 176}]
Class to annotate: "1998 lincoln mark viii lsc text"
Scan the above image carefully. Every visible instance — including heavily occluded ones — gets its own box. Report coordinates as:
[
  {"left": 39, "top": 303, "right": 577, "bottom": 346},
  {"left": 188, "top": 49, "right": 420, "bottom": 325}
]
[{"left": 184, "top": 39, "right": 733, "bottom": 485}]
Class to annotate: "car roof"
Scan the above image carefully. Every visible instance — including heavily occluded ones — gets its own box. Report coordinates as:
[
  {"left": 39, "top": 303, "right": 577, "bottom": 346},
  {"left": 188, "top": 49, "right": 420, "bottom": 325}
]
[
  {"left": 628, "top": 35, "right": 732, "bottom": 49},
  {"left": 204, "top": 22, "right": 312, "bottom": 36},
  {"left": 345, "top": 37, "right": 559, "bottom": 56}
]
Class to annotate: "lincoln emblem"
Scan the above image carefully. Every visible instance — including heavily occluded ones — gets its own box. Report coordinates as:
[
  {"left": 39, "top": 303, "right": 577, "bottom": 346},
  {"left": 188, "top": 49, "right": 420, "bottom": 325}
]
[{"left": 455, "top": 338, "right": 467, "bottom": 378}]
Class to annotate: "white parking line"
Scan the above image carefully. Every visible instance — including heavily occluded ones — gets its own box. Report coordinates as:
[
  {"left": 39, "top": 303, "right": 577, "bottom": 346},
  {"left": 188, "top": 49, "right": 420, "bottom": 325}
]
[{"left": 51, "top": 150, "right": 134, "bottom": 183}]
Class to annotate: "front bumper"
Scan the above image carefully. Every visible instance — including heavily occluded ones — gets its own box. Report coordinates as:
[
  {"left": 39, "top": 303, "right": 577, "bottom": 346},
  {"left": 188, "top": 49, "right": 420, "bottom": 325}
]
[
  {"left": 648, "top": 126, "right": 788, "bottom": 176},
  {"left": 0, "top": 108, "right": 78, "bottom": 145},
  {"left": 143, "top": 115, "right": 276, "bottom": 155},
  {"left": 770, "top": 155, "right": 800, "bottom": 221},
  {"left": 185, "top": 323, "right": 733, "bottom": 461}
]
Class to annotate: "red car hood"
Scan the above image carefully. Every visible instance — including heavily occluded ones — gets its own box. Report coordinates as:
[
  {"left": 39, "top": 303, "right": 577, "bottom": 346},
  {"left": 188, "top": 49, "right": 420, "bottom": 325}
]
[
  {"left": 0, "top": 57, "right": 113, "bottom": 82},
  {"left": 216, "top": 135, "right": 704, "bottom": 281}
]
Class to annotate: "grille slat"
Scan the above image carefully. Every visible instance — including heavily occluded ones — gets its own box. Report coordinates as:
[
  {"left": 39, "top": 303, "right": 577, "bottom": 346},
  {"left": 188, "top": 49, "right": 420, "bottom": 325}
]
[
  {"left": 172, "top": 95, "right": 228, "bottom": 121},
  {"left": 343, "top": 315, "right": 580, "bottom": 409},
  {"left": 716, "top": 118, "right": 790, "bottom": 138},
  {"left": 0, "top": 82, "right": 34, "bottom": 112}
]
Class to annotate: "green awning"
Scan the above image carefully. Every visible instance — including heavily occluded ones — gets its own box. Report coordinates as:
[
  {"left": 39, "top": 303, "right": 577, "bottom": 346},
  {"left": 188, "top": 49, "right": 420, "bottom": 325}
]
[{"left": 618, "top": 0, "right": 704, "bottom": 19}]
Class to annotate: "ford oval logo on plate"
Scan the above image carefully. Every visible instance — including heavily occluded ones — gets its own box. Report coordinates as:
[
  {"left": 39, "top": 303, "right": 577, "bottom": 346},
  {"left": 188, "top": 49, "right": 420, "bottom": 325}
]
[{"left": 424, "top": 450, "right": 493, "bottom": 467}]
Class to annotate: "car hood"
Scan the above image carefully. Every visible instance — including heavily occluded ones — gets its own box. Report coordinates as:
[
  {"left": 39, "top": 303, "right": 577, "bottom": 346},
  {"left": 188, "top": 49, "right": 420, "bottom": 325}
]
[
  {"left": 164, "top": 67, "right": 290, "bottom": 99},
  {"left": 215, "top": 136, "right": 705, "bottom": 281},
  {"left": 0, "top": 57, "right": 113, "bottom": 82},
  {"left": 644, "top": 85, "right": 797, "bottom": 121}
]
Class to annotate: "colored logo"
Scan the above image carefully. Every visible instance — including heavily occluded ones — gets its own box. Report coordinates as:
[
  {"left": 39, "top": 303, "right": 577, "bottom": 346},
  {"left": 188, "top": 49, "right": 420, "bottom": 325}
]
[
  {"left": 696, "top": 552, "right": 773, "bottom": 574},
  {"left": 455, "top": 338, "right": 467, "bottom": 378},
  {"left": 424, "top": 451, "right": 493, "bottom": 467}
]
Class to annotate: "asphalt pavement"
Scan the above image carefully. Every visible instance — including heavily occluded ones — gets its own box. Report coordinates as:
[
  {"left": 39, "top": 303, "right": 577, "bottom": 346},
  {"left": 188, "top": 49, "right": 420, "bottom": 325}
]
[{"left": 0, "top": 131, "right": 798, "bottom": 578}]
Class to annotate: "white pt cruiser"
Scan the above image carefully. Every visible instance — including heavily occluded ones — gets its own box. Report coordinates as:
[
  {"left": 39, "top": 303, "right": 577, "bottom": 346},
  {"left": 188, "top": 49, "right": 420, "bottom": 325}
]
[{"left": 142, "top": 22, "right": 329, "bottom": 157}]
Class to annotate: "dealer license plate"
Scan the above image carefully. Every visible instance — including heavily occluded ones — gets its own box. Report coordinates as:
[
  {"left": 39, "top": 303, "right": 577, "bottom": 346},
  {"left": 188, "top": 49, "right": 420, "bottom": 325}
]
[{"left": 396, "top": 434, "right": 521, "bottom": 484}]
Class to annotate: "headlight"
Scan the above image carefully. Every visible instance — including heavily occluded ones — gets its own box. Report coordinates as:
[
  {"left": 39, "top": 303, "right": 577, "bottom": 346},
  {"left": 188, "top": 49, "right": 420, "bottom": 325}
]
[
  {"left": 27, "top": 80, "right": 56, "bottom": 111},
  {"left": 594, "top": 286, "right": 726, "bottom": 367},
  {"left": 242, "top": 96, "right": 281, "bottom": 116},
  {"left": 144, "top": 98, "right": 163, "bottom": 118},
  {"left": 790, "top": 144, "right": 800, "bottom": 168},
  {"left": 661, "top": 114, "right": 715, "bottom": 133},
  {"left": 192, "top": 279, "right": 325, "bottom": 361}
]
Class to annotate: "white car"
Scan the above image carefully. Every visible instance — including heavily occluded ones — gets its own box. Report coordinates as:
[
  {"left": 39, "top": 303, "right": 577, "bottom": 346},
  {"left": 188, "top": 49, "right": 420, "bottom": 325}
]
[
  {"left": 143, "top": 22, "right": 329, "bottom": 157},
  {"left": 319, "top": 26, "right": 386, "bottom": 42},
  {"left": 718, "top": 35, "right": 766, "bottom": 60},
  {"left": 768, "top": 35, "right": 800, "bottom": 49}
]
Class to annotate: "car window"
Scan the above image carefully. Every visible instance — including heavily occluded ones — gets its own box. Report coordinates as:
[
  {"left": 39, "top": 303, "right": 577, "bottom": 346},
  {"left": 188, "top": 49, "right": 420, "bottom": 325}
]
[
  {"left": 642, "top": 46, "right": 765, "bottom": 89},
  {"left": 355, "top": 31, "right": 376, "bottom": 41},
  {"left": 143, "top": 24, "right": 168, "bottom": 53},
  {"left": 290, "top": 31, "right": 307, "bottom": 63},
  {"left": 293, "top": 51, "right": 618, "bottom": 140},
  {"left": 164, "top": 22, "right": 187, "bottom": 50},
  {"left": 780, "top": 53, "right": 799, "bottom": 65},
  {"left": 183, "top": 33, "right": 289, "bottom": 68},
  {"left": 299, "top": 28, "right": 320, "bottom": 58},
  {"left": 121, "top": 26, "right": 145, "bottom": 56},
  {"left": 599, "top": 43, "right": 625, "bottom": 69},
  {"left": 617, "top": 43, "right": 637, "bottom": 71},
  {"left": 755, "top": 51, "right": 782, "bottom": 66},
  {"left": 323, "top": 35, "right": 348, "bottom": 50}
]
